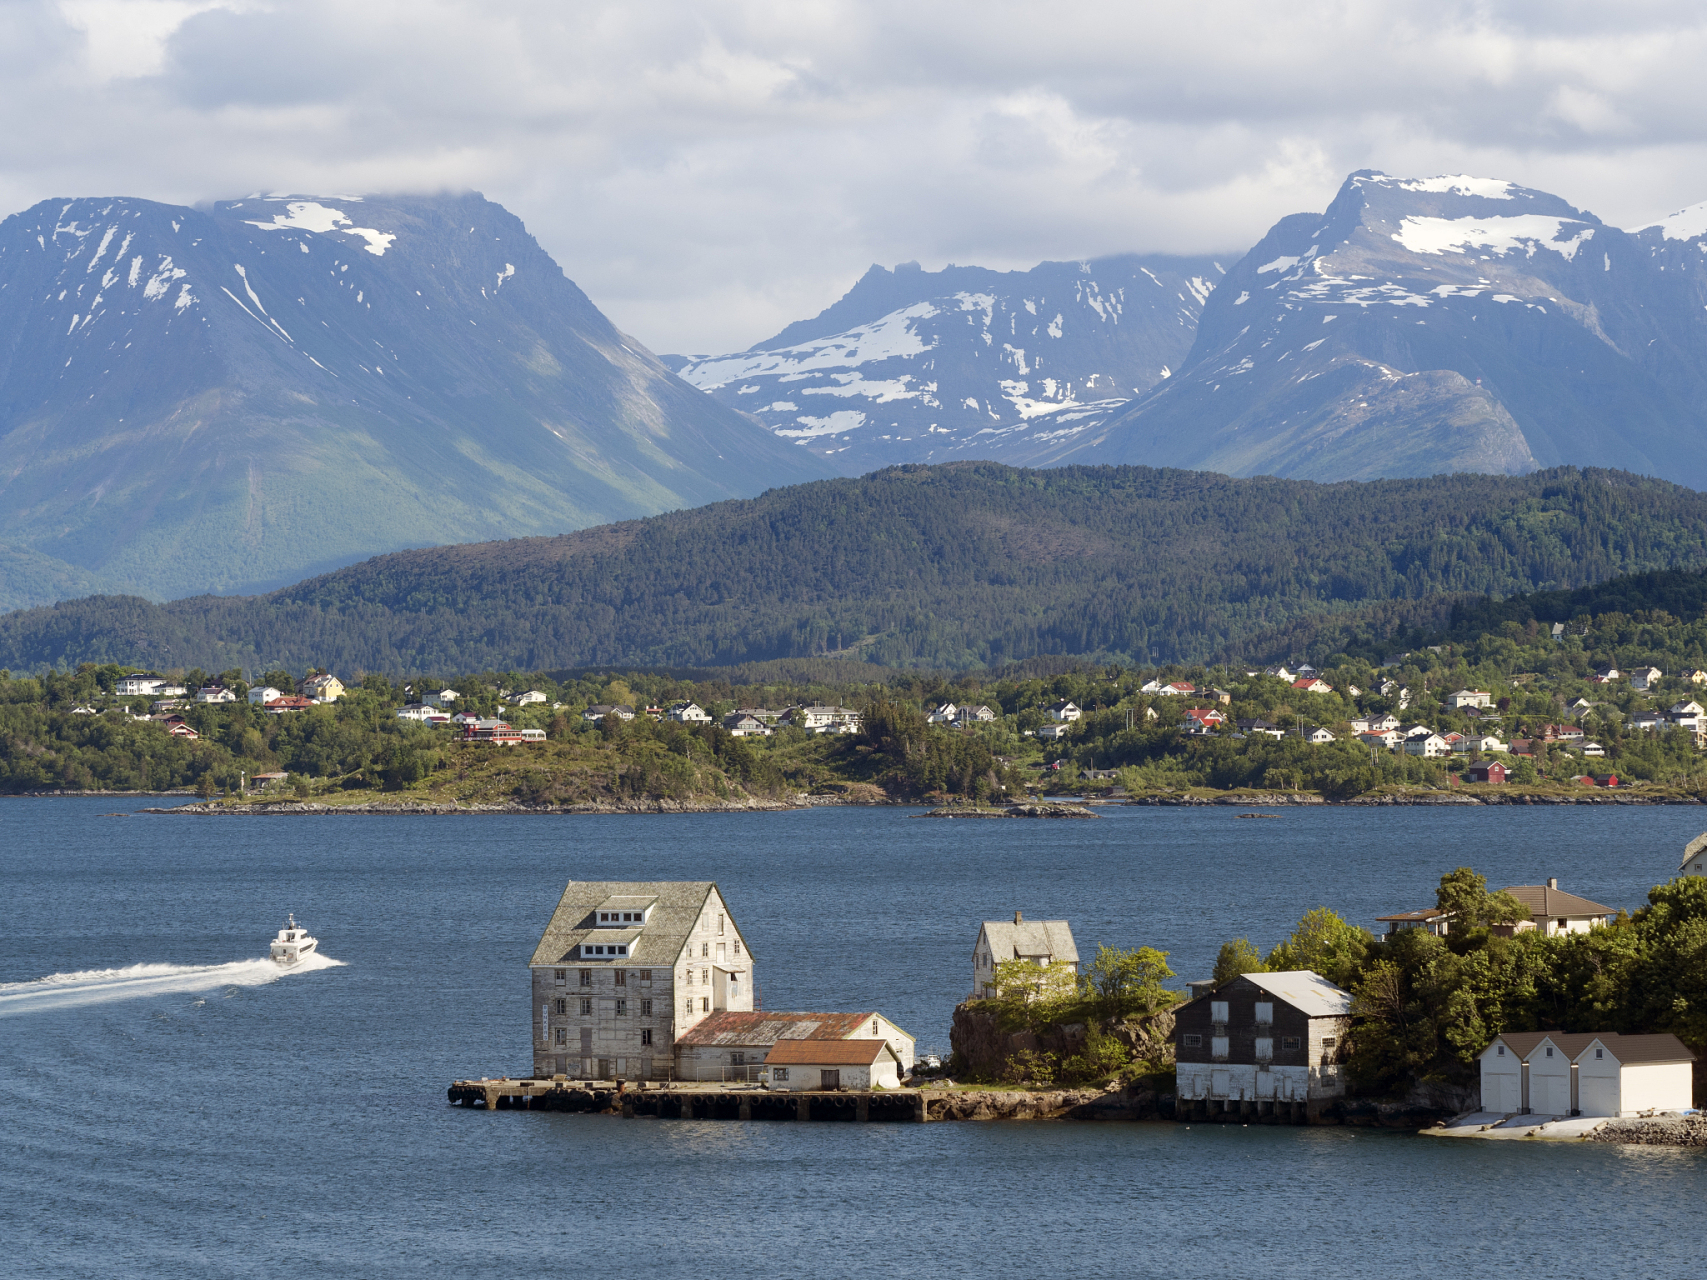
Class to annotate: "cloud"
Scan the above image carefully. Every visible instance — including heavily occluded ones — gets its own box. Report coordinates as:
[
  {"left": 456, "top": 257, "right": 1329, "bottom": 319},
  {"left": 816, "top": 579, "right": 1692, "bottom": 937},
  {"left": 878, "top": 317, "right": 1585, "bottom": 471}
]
[{"left": 7, "top": 0, "right": 1707, "bottom": 352}]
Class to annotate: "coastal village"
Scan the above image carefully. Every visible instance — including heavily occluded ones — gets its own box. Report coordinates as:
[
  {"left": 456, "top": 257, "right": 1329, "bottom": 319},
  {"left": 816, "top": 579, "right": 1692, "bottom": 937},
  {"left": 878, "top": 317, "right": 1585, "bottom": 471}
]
[{"left": 452, "top": 841, "right": 1704, "bottom": 1141}]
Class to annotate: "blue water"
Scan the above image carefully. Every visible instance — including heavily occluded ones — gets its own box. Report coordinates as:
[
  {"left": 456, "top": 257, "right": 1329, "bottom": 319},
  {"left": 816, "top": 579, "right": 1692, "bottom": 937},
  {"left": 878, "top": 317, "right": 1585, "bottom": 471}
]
[{"left": 3, "top": 799, "right": 1704, "bottom": 1278}]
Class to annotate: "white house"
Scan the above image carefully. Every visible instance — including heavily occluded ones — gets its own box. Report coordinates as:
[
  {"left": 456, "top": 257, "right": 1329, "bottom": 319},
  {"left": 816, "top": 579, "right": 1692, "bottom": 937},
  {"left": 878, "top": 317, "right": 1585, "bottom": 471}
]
[
  {"left": 1495, "top": 879, "right": 1614, "bottom": 936},
  {"left": 1453, "top": 734, "right": 1507, "bottom": 754},
  {"left": 195, "top": 685, "right": 237, "bottom": 704},
  {"left": 1448, "top": 690, "right": 1493, "bottom": 709},
  {"left": 581, "top": 704, "right": 635, "bottom": 723},
  {"left": 1682, "top": 833, "right": 1707, "bottom": 877},
  {"left": 956, "top": 704, "right": 998, "bottom": 723},
  {"left": 1480, "top": 1031, "right": 1695, "bottom": 1117},
  {"left": 971, "top": 912, "right": 1078, "bottom": 999},
  {"left": 1371, "top": 714, "right": 1402, "bottom": 732},
  {"left": 723, "top": 714, "right": 771, "bottom": 737},
  {"left": 1035, "top": 722, "right": 1070, "bottom": 741},
  {"left": 674, "top": 1010, "right": 915, "bottom": 1082},
  {"left": 928, "top": 702, "right": 960, "bottom": 723},
  {"left": 1264, "top": 665, "right": 1295, "bottom": 681},
  {"left": 668, "top": 702, "right": 712, "bottom": 724},
  {"left": 1046, "top": 700, "right": 1083, "bottom": 721},
  {"left": 396, "top": 704, "right": 447, "bottom": 722},
  {"left": 115, "top": 674, "right": 167, "bottom": 696},
  {"left": 514, "top": 690, "right": 548, "bottom": 705},
  {"left": 248, "top": 685, "right": 282, "bottom": 705},
  {"left": 761, "top": 1039, "right": 903, "bottom": 1092},
  {"left": 1300, "top": 727, "right": 1335, "bottom": 744},
  {"left": 1629, "top": 666, "right": 1663, "bottom": 691},
  {"left": 1403, "top": 734, "right": 1449, "bottom": 758},
  {"left": 422, "top": 689, "right": 459, "bottom": 708}
]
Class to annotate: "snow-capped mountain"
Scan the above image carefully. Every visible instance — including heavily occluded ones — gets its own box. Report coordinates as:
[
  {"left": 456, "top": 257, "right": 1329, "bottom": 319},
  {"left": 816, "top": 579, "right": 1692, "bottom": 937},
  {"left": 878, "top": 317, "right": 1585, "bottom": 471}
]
[
  {"left": 0, "top": 192, "right": 831, "bottom": 608},
  {"left": 1032, "top": 171, "right": 1707, "bottom": 485},
  {"left": 669, "top": 255, "right": 1221, "bottom": 474}
]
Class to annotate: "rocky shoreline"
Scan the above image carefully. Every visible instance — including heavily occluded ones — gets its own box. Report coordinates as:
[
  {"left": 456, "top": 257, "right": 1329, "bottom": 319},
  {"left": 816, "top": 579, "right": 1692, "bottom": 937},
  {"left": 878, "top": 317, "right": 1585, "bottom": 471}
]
[{"left": 1588, "top": 1115, "right": 1707, "bottom": 1147}]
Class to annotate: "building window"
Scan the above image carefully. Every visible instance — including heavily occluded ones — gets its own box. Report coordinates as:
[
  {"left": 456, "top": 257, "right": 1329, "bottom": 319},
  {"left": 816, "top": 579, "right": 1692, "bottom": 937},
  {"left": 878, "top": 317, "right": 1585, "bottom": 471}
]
[
  {"left": 641, "top": 1029, "right": 653, "bottom": 1046},
  {"left": 553, "top": 968, "right": 566, "bottom": 983},
  {"left": 615, "top": 970, "right": 627, "bottom": 987},
  {"left": 772, "top": 1068, "right": 789, "bottom": 1082},
  {"left": 638, "top": 970, "right": 651, "bottom": 983},
  {"left": 701, "top": 968, "right": 709, "bottom": 984},
  {"left": 615, "top": 999, "right": 627, "bottom": 1016},
  {"left": 872, "top": 1019, "right": 880, "bottom": 1035},
  {"left": 1255, "top": 1038, "right": 1273, "bottom": 1061},
  {"left": 1321, "top": 1036, "right": 1337, "bottom": 1049},
  {"left": 580, "top": 969, "right": 591, "bottom": 986},
  {"left": 1282, "top": 1036, "right": 1301, "bottom": 1051},
  {"left": 1595, "top": 1048, "right": 1604, "bottom": 1059},
  {"left": 732, "top": 1052, "right": 746, "bottom": 1065},
  {"left": 1545, "top": 1046, "right": 1554, "bottom": 1057},
  {"left": 701, "top": 997, "right": 709, "bottom": 1012},
  {"left": 686, "top": 999, "right": 694, "bottom": 1017},
  {"left": 685, "top": 968, "right": 693, "bottom": 985},
  {"left": 1211, "top": 1036, "right": 1229, "bottom": 1060},
  {"left": 580, "top": 998, "right": 592, "bottom": 1016},
  {"left": 1254, "top": 1002, "right": 1274, "bottom": 1025},
  {"left": 1497, "top": 1045, "right": 1505, "bottom": 1057},
  {"left": 554, "top": 998, "right": 567, "bottom": 1014},
  {"left": 717, "top": 943, "right": 726, "bottom": 962},
  {"left": 734, "top": 942, "right": 742, "bottom": 957},
  {"left": 554, "top": 1028, "right": 566, "bottom": 1045},
  {"left": 718, "top": 913, "right": 725, "bottom": 935},
  {"left": 641, "top": 999, "right": 653, "bottom": 1016},
  {"left": 702, "top": 942, "right": 709, "bottom": 958},
  {"left": 1182, "top": 1034, "right": 1202, "bottom": 1048},
  {"left": 1210, "top": 1001, "right": 1229, "bottom": 1024}
]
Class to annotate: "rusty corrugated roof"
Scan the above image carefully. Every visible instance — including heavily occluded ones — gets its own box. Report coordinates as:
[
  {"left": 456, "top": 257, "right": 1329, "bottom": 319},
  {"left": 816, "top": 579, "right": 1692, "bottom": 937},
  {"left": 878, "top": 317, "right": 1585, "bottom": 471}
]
[{"left": 674, "top": 1010, "right": 879, "bottom": 1046}]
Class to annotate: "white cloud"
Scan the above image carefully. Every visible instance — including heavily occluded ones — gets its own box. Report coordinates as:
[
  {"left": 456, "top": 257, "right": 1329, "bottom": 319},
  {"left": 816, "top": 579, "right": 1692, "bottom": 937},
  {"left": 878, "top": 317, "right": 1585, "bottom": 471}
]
[{"left": 4, "top": 1, "right": 1707, "bottom": 351}]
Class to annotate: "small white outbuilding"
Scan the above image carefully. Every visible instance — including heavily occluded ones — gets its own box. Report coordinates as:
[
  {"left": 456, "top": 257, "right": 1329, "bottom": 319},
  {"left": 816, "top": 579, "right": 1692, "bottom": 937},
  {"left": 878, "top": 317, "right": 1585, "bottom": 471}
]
[
  {"left": 761, "top": 1039, "right": 901, "bottom": 1092},
  {"left": 1480, "top": 1031, "right": 1695, "bottom": 1117}
]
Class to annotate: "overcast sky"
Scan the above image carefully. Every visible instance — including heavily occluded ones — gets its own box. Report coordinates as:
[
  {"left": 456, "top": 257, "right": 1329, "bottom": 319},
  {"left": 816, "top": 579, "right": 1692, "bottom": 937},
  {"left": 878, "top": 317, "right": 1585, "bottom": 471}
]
[{"left": 9, "top": 1, "right": 1707, "bottom": 353}]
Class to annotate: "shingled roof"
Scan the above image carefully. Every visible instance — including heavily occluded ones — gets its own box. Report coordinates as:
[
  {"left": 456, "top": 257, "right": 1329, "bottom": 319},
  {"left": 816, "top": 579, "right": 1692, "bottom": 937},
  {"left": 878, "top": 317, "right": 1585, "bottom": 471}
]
[
  {"left": 766, "top": 1039, "right": 895, "bottom": 1066},
  {"left": 1501, "top": 883, "right": 1613, "bottom": 923},
  {"left": 528, "top": 880, "right": 741, "bottom": 967},
  {"left": 979, "top": 917, "right": 1079, "bottom": 966},
  {"left": 1490, "top": 1031, "right": 1695, "bottom": 1065}
]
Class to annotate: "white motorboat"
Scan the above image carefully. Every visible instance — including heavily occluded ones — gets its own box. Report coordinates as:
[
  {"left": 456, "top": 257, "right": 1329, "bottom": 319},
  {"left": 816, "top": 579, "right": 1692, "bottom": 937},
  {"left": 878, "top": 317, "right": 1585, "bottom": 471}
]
[{"left": 269, "top": 913, "right": 319, "bottom": 965}]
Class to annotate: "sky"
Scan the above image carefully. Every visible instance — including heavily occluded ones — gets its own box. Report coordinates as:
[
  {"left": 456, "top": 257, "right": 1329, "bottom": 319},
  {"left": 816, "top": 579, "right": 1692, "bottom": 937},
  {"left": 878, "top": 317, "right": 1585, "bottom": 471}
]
[{"left": 9, "top": 1, "right": 1707, "bottom": 354}]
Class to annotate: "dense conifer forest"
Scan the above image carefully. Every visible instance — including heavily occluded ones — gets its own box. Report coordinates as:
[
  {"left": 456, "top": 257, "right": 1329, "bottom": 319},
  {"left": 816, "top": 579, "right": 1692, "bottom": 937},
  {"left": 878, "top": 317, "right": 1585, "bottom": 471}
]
[{"left": 5, "top": 462, "right": 1707, "bottom": 674}]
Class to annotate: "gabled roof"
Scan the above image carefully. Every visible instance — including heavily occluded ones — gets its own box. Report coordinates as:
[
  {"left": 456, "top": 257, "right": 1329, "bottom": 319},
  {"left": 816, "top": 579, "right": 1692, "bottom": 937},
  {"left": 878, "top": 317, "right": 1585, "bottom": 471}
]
[
  {"left": 529, "top": 880, "right": 735, "bottom": 967},
  {"left": 674, "top": 1010, "right": 894, "bottom": 1046},
  {"left": 1500, "top": 884, "right": 1613, "bottom": 920},
  {"left": 978, "top": 918, "right": 1079, "bottom": 965},
  {"left": 1489, "top": 1030, "right": 1695, "bottom": 1065},
  {"left": 1375, "top": 907, "right": 1450, "bottom": 924},
  {"left": 765, "top": 1038, "right": 895, "bottom": 1066},
  {"left": 1237, "top": 970, "right": 1353, "bottom": 1018}
]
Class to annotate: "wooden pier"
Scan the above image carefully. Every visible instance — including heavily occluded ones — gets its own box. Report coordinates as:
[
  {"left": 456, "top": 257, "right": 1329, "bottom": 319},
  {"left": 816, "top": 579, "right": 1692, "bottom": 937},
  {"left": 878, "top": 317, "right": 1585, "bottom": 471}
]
[{"left": 448, "top": 1077, "right": 929, "bottom": 1123}]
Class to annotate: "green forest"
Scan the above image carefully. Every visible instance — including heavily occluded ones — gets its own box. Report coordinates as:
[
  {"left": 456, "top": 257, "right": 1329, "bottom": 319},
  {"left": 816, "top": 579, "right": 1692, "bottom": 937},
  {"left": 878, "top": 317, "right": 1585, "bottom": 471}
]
[{"left": 5, "top": 462, "right": 1707, "bottom": 674}]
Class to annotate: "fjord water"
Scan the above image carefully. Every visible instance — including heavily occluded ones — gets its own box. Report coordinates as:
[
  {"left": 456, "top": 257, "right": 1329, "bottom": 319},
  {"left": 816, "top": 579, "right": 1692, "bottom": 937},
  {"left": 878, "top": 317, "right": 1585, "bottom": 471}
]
[{"left": 4, "top": 800, "right": 1704, "bottom": 1278}]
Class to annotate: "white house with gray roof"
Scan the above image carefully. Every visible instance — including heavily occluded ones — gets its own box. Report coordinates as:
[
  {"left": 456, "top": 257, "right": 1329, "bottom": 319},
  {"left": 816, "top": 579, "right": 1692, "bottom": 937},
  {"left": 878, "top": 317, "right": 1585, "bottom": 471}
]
[
  {"left": 971, "top": 912, "right": 1079, "bottom": 999},
  {"left": 529, "top": 881, "right": 754, "bottom": 1080}
]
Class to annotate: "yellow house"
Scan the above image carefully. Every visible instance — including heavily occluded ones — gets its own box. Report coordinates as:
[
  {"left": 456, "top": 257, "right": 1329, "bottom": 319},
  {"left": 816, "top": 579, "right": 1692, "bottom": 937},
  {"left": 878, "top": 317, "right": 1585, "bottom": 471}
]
[{"left": 299, "top": 674, "right": 346, "bottom": 702}]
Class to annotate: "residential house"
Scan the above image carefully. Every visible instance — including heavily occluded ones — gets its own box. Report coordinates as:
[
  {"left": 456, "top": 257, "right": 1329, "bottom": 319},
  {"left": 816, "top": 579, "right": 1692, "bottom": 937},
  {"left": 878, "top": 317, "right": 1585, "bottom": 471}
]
[
  {"left": 1630, "top": 710, "right": 1666, "bottom": 733},
  {"left": 1670, "top": 699, "right": 1705, "bottom": 722},
  {"left": 956, "top": 704, "right": 998, "bottom": 723},
  {"left": 1679, "top": 833, "right": 1707, "bottom": 876},
  {"left": 167, "top": 722, "right": 199, "bottom": 738},
  {"left": 1035, "top": 723, "right": 1071, "bottom": 741},
  {"left": 1580, "top": 741, "right": 1606, "bottom": 758},
  {"left": 1239, "top": 718, "right": 1284, "bottom": 739},
  {"left": 300, "top": 674, "right": 346, "bottom": 702},
  {"left": 1345, "top": 684, "right": 1363, "bottom": 697},
  {"left": 1182, "top": 708, "right": 1227, "bottom": 730},
  {"left": 1479, "top": 1032, "right": 1694, "bottom": 1117},
  {"left": 1590, "top": 667, "right": 1621, "bottom": 684},
  {"left": 1173, "top": 971, "right": 1353, "bottom": 1115},
  {"left": 1455, "top": 734, "right": 1507, "bottom": 754},
  {"left": 247, "top": 686, "right": 283, "bottom": 705},
  {"left": 514, "top": 690, "right": 548, "bottom": 705},
  {"left": 1371, "top": 714, "right": 1402, "bottom": 732},
  {"left": 1349, "top": 717, "right": 1372, "bottom": 733},
  {"left": 1156, "top": 683, "right": 1197, "bottom": 697},
  {"left": 1543, "top": 723, "right": 1584, "bottom": 743},
  {"left": 264, "top": 696, "right": 314, "bottom": 714},
  {"left": 761, "top": 1039, "right": 902, "bottom": 1092},
  {"left": 195, "top": 685, "right": 237, "bottom": 704},
  {"left": 70, "top": 705, "right": 98, "bottom": 715},
  {"left": 1298, "top": 727, "right": 1336, "bottom": 744},
  {"left": 1463, "top": 761, "right": 1509, "bottom": 784},
  {"left": 1079, "top": 768, "right": 1119, "bottom": 780},
  {"left": 1578, "top": 772, "right": 1620, "bottom": 787},
  {"left": 1375, "top": 907, "right": 1453, "bottom": 938},
  {"left": 971, "top": 912, "right": 1079, "bottom": 1000},
  {"left": 1448, "top": 690, "right": 1493, "bottom": 709},
  {"left": 667, "top": 702, "right": 712, "bottom": 724},
  {"left": 928, "top": 702, "right": 960, "bottom": 724},
  {"left": 117, "top": 674, "right": 184, "bottom": 697},
  {"left": 1047, "top": 700, "right": 1084, "bottom": 721},
  {"left": 529, "top": 880, "right": 753, "bottom": 1080},
  {"left": 1291, "top": 677, "right": 1333, "bottom": 694},
  {"left": 251, "top": 771, "right": 289, "bottom": 789},
  {"left": 151, "top": 698, "right": 185, "bottom": 713},
  {"left": 675, "top": 1011, "right": 916, "bottom": 1084},
  {"left": 1551, "top": 623, "right": 1566, "bottom": 640},
  {"left": 422, "top": 689, "right": 459, "bottom": 707},
  {"left": 1688, "top": 670, "right": 1707, "bottom": 685},
  {"left": 396, "top": 704, "right": 450, "bottom": 723},
  {"left": 1403, "top": 734, "right": 1449, "bottom": 758},
  {"left": 1264, "top": 665, "right": 1295, "bottom": 681},
  {"left": 1629, "top": 666, "right": 1664, "bottom": 691},
  {"left": 1209, "top": 688, "right": 1233, "bottom": 706},
  {"left": 1507, "top": 739, "right": 1535, "bottom": 757},
  {"left": 582, "top": 704, "right": 636, "bottom": 724},
  {"left": 1295, "top": 664, "right": 1319, "bottom": 678},
  {"left": 452, "top": 710, "right": 483, "bottom": 726},
  {"left": 1359, "top": 730, "right": 1402, "bottom": 750},
  {"left": 462, "top": 719, "right": 528, "bottom": 744},
  {"left": 723, "top": 713, "right": 771, "bottom": 737},
  {"left": 1494, "top": 879, "right": 1614, "bottom": 936}
]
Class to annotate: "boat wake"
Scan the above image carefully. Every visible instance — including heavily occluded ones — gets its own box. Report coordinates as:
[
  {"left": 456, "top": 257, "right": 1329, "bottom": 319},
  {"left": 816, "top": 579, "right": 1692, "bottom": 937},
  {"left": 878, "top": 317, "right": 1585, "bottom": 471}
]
[{"left": 0, "top": 952, "right": 343, "bottom": 1017}]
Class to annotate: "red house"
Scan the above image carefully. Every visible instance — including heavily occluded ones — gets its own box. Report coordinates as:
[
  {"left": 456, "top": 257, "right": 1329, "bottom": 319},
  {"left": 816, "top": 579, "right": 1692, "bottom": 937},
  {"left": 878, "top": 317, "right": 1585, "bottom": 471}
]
[{"left": 1462, "top": 762, "right": 1508, "bottom": 784}]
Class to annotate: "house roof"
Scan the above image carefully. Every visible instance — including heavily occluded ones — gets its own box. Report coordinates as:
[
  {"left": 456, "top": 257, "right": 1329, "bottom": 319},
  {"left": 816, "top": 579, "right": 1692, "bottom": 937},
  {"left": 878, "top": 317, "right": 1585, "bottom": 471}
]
[
  {"left": 1238, "top": 970, "right": 1354, "bottom": 1018},
  {"left": 1375, "top": 907, "right": 1450, "bottom": 924},
  {"left": 1500, "top": 884, "right": 1613, "bottom": 920},
  {"left": 1490, "top": 1031, "right": 1695, "bottom": 1065},
  {"left": 1682, "top": 833, "right": 1707, "bottom": 873},
  {"left": 674, "top": 1010, "right": 892, "bottom": 1047},
  {"left": 978, "top": 919, "right": 1079, "bottom": 965},
  {"left": 765, "top": 1038, "right": 895, "bottom": 1067},
  {"left": 529, "top": 881, "right": 735, "bottom": 967}
]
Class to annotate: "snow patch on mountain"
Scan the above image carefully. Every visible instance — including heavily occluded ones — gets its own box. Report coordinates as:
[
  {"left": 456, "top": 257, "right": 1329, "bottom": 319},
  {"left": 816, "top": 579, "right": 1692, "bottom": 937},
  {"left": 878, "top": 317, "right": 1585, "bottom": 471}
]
[
  {"left": 1384, "top": 174, "right": 1518, "bottom": 200},
  {"left": 1639, "top": 200, "right": 1707, "bottom": 242},
  {"left": 1392, "top": 215, "right": 1595, "bottom": 261},
  {"left": 243, "top": 200, "right": 397, "bottom": 256}
]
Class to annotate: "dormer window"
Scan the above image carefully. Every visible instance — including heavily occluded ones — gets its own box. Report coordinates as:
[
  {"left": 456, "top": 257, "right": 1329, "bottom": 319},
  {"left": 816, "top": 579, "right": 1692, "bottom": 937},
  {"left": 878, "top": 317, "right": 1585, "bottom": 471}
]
[
  {"left": 582, "top": 943, "right": 630, "bottom": 957},
  {"left": 597, "top": 908, "right": 650, "bottom": 926},
  {"left": 594, "top": 897, "right": 656, "bottom": 927}
]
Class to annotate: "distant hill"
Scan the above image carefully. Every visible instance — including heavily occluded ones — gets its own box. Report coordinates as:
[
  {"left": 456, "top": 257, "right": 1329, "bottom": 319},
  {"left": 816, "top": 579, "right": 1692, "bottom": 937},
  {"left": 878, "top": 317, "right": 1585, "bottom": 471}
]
[
  {"left": 1034, "top": 170, "right": 1707, "bottom": 487},
  {"left": 670, "top": 255, "right": 1222, "bottom": 475},
  {"left": 0, "top": 191, "right": 831, "bottom": 611},
  {"left": 6, "top": 463, "right": 1707, "bottom": 675}
]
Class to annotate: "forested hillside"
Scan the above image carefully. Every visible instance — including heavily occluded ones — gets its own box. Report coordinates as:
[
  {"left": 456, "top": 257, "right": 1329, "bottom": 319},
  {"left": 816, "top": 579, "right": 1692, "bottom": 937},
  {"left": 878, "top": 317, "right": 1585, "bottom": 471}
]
[{"left": 4, "top": 463, "right": 1707, "bottom": 674}]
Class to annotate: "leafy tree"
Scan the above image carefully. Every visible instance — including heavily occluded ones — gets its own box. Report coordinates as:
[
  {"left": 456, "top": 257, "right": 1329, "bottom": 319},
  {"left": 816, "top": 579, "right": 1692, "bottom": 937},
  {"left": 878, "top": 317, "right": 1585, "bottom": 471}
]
[
  {"left": 1265, "top": 907, "right": 1372, "bottom": 989},
  {"left": 1213, "top": 938, "right": 1266, "bottom": 985},
  {"left": 1081, "top": 944, "right": 1177, "bottom": 1020},
  {"left": 1436, "top": 866, "right": 1529, "bottom": 934}
]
